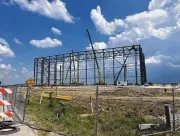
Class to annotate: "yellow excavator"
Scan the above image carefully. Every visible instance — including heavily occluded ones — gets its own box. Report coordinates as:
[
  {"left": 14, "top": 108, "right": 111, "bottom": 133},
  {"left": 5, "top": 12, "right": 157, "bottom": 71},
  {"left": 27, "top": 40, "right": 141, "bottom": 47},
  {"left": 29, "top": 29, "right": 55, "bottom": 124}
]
[{"left": 86, "top": 29, "right": 105, "bottom": 85}]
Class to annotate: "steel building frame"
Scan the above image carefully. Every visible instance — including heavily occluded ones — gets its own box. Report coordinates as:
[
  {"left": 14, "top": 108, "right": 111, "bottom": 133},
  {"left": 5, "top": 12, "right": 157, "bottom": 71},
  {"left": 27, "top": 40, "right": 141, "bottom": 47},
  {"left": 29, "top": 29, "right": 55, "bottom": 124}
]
[{"left": 34, "top": 45, "right": 147, "bottom": 86}]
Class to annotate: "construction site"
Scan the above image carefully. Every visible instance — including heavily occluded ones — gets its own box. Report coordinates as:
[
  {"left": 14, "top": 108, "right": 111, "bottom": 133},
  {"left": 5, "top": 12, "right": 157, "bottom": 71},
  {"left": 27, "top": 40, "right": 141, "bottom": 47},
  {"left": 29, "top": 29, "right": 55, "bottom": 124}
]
[
  {"left": 1, "top": 0, "right": 180, "bottom": 135},
  {"left": 1, "top": 30, "right": 180, "bottom": 136},
  {"left": 34, "top": 31, "right": 146, "bottom": 86}
]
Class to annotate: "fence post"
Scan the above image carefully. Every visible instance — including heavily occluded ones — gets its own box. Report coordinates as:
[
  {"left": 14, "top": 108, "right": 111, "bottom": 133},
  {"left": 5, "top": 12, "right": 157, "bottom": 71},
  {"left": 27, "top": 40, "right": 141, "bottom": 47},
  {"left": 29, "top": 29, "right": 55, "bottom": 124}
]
[
  {"left": 164, "top": 103, "right": 171, "bottom": 129},
  {"left": 13, "top": 86, "right": 17, "bottom": 108},
  {"left": 172, "top": 88, "right": 175, "bottom": 131},
  {"left": 95, "top": 85, "right": 99, "bottom": 136},
  {"left": 23, "top": 87, "right": 29, "bottom": 122}
]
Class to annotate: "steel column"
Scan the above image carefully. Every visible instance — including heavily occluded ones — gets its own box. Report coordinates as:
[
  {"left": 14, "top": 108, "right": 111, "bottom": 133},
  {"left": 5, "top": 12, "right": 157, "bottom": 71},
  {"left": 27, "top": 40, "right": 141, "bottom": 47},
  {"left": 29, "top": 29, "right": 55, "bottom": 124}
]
[
  {"left": 77, "top": 52, "right": 79, "bottom": 84},
  {"left": 113, "top": 48, "right": 115, "bottom": 85},
  {"left": 34, "top": 45, "right": 146, "bottom": 85},
  {"left": 60, "top": 65, "right": 62, "bottom": 85},
  {"left": 54, "top": 56, "right": 57, "bottom": 85},
  {"left": 48, "top": 57, "right": 50, "bottom": 86},
  {"left": 41, "top": 58, "right": 44, "bottom": 85},
  {"left": 94, "top": 54, "right": 96, "bottom": 84},
  {"left": 103, "top": 49, "right": 105, "bottom": 83},
  {"left": 70, "top": 53, "right": 72, "bottom": 84},
  {"left": 62, "top": 54, "right": 65, "bottom": 84},
  {"left": 85, "top": 51, "right": 88, "bottom": 85},
  {"left": 135, "top": 49, "right": 138, "bottom": 85}
]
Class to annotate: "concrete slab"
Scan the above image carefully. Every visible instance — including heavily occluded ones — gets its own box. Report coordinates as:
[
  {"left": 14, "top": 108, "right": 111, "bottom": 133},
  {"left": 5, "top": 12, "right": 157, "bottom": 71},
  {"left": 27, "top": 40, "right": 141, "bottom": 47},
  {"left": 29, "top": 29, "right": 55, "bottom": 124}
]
[{"left": 5, "top": 124, "right": 37, "bottom": 136}]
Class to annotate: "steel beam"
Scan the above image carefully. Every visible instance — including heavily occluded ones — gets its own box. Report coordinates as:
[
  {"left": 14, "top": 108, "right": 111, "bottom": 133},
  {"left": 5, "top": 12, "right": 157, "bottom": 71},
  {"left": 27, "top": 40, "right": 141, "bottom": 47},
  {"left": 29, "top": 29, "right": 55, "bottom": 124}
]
[
  {"left": 48, "top": 57, "right": 50, "bottom": 86},
  {"left": 41, "top": 58, "right": 44, "bottom": 85},
  {"left": 62, "top": 54, "right": 65, "bottom": 84},
  {"left": 54, "top": 56, "right": 57, "bottom": 85},
  {"left": 85, "top": 51, "right": 87, "bottom": 85},
  {"left": 103, "top": 49, "right": 105, "bottom": 83},
  {"left": 34, "top": 45, "right": 146, "bottom": 86}
]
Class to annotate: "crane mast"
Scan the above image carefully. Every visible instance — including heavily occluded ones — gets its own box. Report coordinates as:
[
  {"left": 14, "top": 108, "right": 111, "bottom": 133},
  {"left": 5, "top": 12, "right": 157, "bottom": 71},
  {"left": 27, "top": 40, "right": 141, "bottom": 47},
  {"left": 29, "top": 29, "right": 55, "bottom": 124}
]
[{"left": 86, "top": 29, "right": 105, "bottom": 85}]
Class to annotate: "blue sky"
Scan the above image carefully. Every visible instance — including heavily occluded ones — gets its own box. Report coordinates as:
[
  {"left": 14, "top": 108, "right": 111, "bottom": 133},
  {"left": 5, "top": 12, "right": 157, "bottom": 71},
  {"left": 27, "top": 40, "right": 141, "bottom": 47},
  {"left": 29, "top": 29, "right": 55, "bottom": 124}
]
[{"left": 0, "top": 0, "right": 180, "bottom": 84}]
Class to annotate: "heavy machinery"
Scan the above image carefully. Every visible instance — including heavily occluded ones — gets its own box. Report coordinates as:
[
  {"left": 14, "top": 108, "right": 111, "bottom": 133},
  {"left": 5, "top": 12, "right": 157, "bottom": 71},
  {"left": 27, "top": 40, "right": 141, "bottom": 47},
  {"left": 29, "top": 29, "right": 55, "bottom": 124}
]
[
  {"left": 86, "top": 29, "right": 105, "bottom": 85},
  {"left": 63, "top": 50, "right": 79, "bottom": 85},
  {"left": 63, "top": 64, "right": 71, "bottom": 84},
  {"left": 71, "top": 50, "right": 78, "bottom": 84}
]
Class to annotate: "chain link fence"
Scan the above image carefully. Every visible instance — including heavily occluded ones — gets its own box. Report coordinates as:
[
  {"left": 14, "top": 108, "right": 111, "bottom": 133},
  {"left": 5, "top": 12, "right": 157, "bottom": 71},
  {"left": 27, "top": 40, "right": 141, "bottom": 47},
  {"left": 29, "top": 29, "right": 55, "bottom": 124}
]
[
  {"left": 97, "top": 85, "right": 180, "bottom": 136},
  {"left": 2, "top": 84, "right": 180, "bottom": 136}
]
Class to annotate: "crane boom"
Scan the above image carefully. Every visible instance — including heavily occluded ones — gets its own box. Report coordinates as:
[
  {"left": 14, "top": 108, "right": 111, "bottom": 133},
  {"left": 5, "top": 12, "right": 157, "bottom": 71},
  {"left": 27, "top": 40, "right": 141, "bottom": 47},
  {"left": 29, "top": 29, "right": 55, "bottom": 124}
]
[{"left": 86, "top": 29, "right": 104, "bottom": 85}]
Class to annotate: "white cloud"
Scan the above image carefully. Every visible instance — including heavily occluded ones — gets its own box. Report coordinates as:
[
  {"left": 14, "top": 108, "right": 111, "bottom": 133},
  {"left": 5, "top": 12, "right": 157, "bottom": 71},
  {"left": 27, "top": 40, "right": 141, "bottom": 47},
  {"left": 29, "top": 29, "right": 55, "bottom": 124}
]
[
  {"left": 21, "top": 66, "right": 33, "bottom": 77},
  {"left": 148, "top": 0, "right": 172, "bottom": 10},
  {"left": 145, "top": 56, "right": 161, "bottom": 64},
  {"left": 8, "top": 0, "right": 74, "bottom": 23},
  {"left": 125, "top": 9, "right": 168, "bottom": 27},
  {"left": 167, "top": 62, "right": 180, "bottom": 68},
  {"left": 91, "top": 6, "right": 126, "bottom": 35},
  {"left": 0, "top": 38, "right": 9, "bottom": 46},
  {"left": 0, "top": 64, "right": 14, "bottom": 79},
  {"left": 0, "top": 38, "right": 15, "bottom": 57},
  {"left": 51, "top": 27, "right": 62, "bottom": 35},
  {"left": 30, "top": 37, "right": 62, "bottom": 48},
  {"left": 91, "top": 0, "right": 180, "bottom": 47},
  {"left": 145, "top": 54, "right": 180, "bottom": 69},
  {"left": 0, "top": 64, "right": 13, "bottom": 70},
  {"left": 86, "top": 42, "right": 107, "bottom": 50},
  {"left": 13, "top": 38, "right": 23, "bottom": 45},
  {"left": 21, "top": 67, "right": 28, "bottom": 74}
]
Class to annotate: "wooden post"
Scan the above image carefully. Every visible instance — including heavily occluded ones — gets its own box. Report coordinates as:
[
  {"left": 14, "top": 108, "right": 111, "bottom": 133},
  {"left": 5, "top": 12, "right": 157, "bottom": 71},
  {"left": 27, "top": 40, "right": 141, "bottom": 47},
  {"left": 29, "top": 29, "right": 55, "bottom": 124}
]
[
  {"left": 172, "top": 88, "right": 175, "bottom": 131},
  {"left": 49, "top": 92, "right": 54, "bottom": 107},
  {"left": 164, "top": 103, "right": 171, "bottom": 129}
]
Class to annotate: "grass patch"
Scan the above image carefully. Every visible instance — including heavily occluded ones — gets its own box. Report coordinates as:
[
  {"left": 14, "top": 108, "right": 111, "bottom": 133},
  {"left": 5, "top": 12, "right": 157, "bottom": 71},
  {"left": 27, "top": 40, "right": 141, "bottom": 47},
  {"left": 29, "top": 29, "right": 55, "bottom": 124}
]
[{"left": 26, "top": 92, "right": 180, "bottom": 136}]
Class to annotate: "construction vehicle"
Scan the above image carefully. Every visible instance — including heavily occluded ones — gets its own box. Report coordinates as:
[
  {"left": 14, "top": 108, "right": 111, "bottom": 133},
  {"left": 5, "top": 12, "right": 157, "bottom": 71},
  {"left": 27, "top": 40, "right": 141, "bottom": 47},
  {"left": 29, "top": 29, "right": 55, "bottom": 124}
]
[
  {"left": 71, "top": 50, "right": 79, "bottom": 85},
  {"left": 63, "top": 50, "right": 79, "bottom": 85},
  {"left": 63, "top": 63, "right": 71, "bottom": 84},
  {"left": 86, "top": 29, "right": 105, "bottom": 85}
]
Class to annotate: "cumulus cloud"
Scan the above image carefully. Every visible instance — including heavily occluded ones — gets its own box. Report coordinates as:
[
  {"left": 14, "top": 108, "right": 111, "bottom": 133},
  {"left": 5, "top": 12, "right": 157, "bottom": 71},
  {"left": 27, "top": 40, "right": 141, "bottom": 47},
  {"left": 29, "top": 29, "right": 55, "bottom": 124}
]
[
  {"left": 86, "top": 42, "right": 107, "bottom": 50},
  {"left": 0, "top": 64, "right": 13, "bottom": 70},
  {"left": 167, "top": 62, "right": 180, "bottom": 68},
  {"left": 145, "top": 56, "right": 162, "bottom": 64},
  {"left": 0, "top": 38, "right": 15, "bottom": 57},
  {"left": 91, "top": 0, "right": 180, "bottom": 47},
  {"left": 0, "top": 64, "right": 14, "bottom": 79},
  {"left": 148, "top": 0, "right": 172, "bottom": 11},
  {"left": 13, "top": 38, "right": 23, "bottom": 45},
  {"left": 6, "top": 0, "right": 74, "bottom": 23},
  {"left": 91, "top": 6, "right": 127, "bottom": 35},
  {"left": 51, "top": 27, "right": 62, "bottom": 35},
  {"left": 21, "top": 66, "right": 33, "bottom": 77},
  {"left": 145, "top": 54, "right": 180, "bottom": 69},
  {"left": 30, "top": 37, "right": 62, "bottom": 48}
]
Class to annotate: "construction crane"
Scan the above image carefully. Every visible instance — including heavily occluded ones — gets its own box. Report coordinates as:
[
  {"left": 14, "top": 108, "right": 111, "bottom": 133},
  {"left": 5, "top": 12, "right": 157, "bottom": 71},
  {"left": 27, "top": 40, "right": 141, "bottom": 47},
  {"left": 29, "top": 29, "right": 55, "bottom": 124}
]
[{"left": 86, "top": 29, "right": 105, "bottom": 85}]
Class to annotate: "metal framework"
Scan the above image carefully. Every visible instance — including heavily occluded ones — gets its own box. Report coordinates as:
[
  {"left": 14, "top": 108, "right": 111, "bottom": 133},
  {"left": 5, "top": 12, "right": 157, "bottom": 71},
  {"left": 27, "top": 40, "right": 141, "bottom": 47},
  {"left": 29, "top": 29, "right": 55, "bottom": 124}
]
[{"left": 34, "top": 45, "right": 147, "bottom": 86}]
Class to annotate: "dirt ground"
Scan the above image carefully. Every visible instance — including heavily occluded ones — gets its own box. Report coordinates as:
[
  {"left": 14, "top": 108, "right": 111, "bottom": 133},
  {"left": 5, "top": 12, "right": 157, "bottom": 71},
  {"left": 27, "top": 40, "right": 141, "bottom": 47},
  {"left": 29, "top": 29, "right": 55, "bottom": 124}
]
[{"left": 32, "top": 85, "right": 180, "bottom": 101}]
